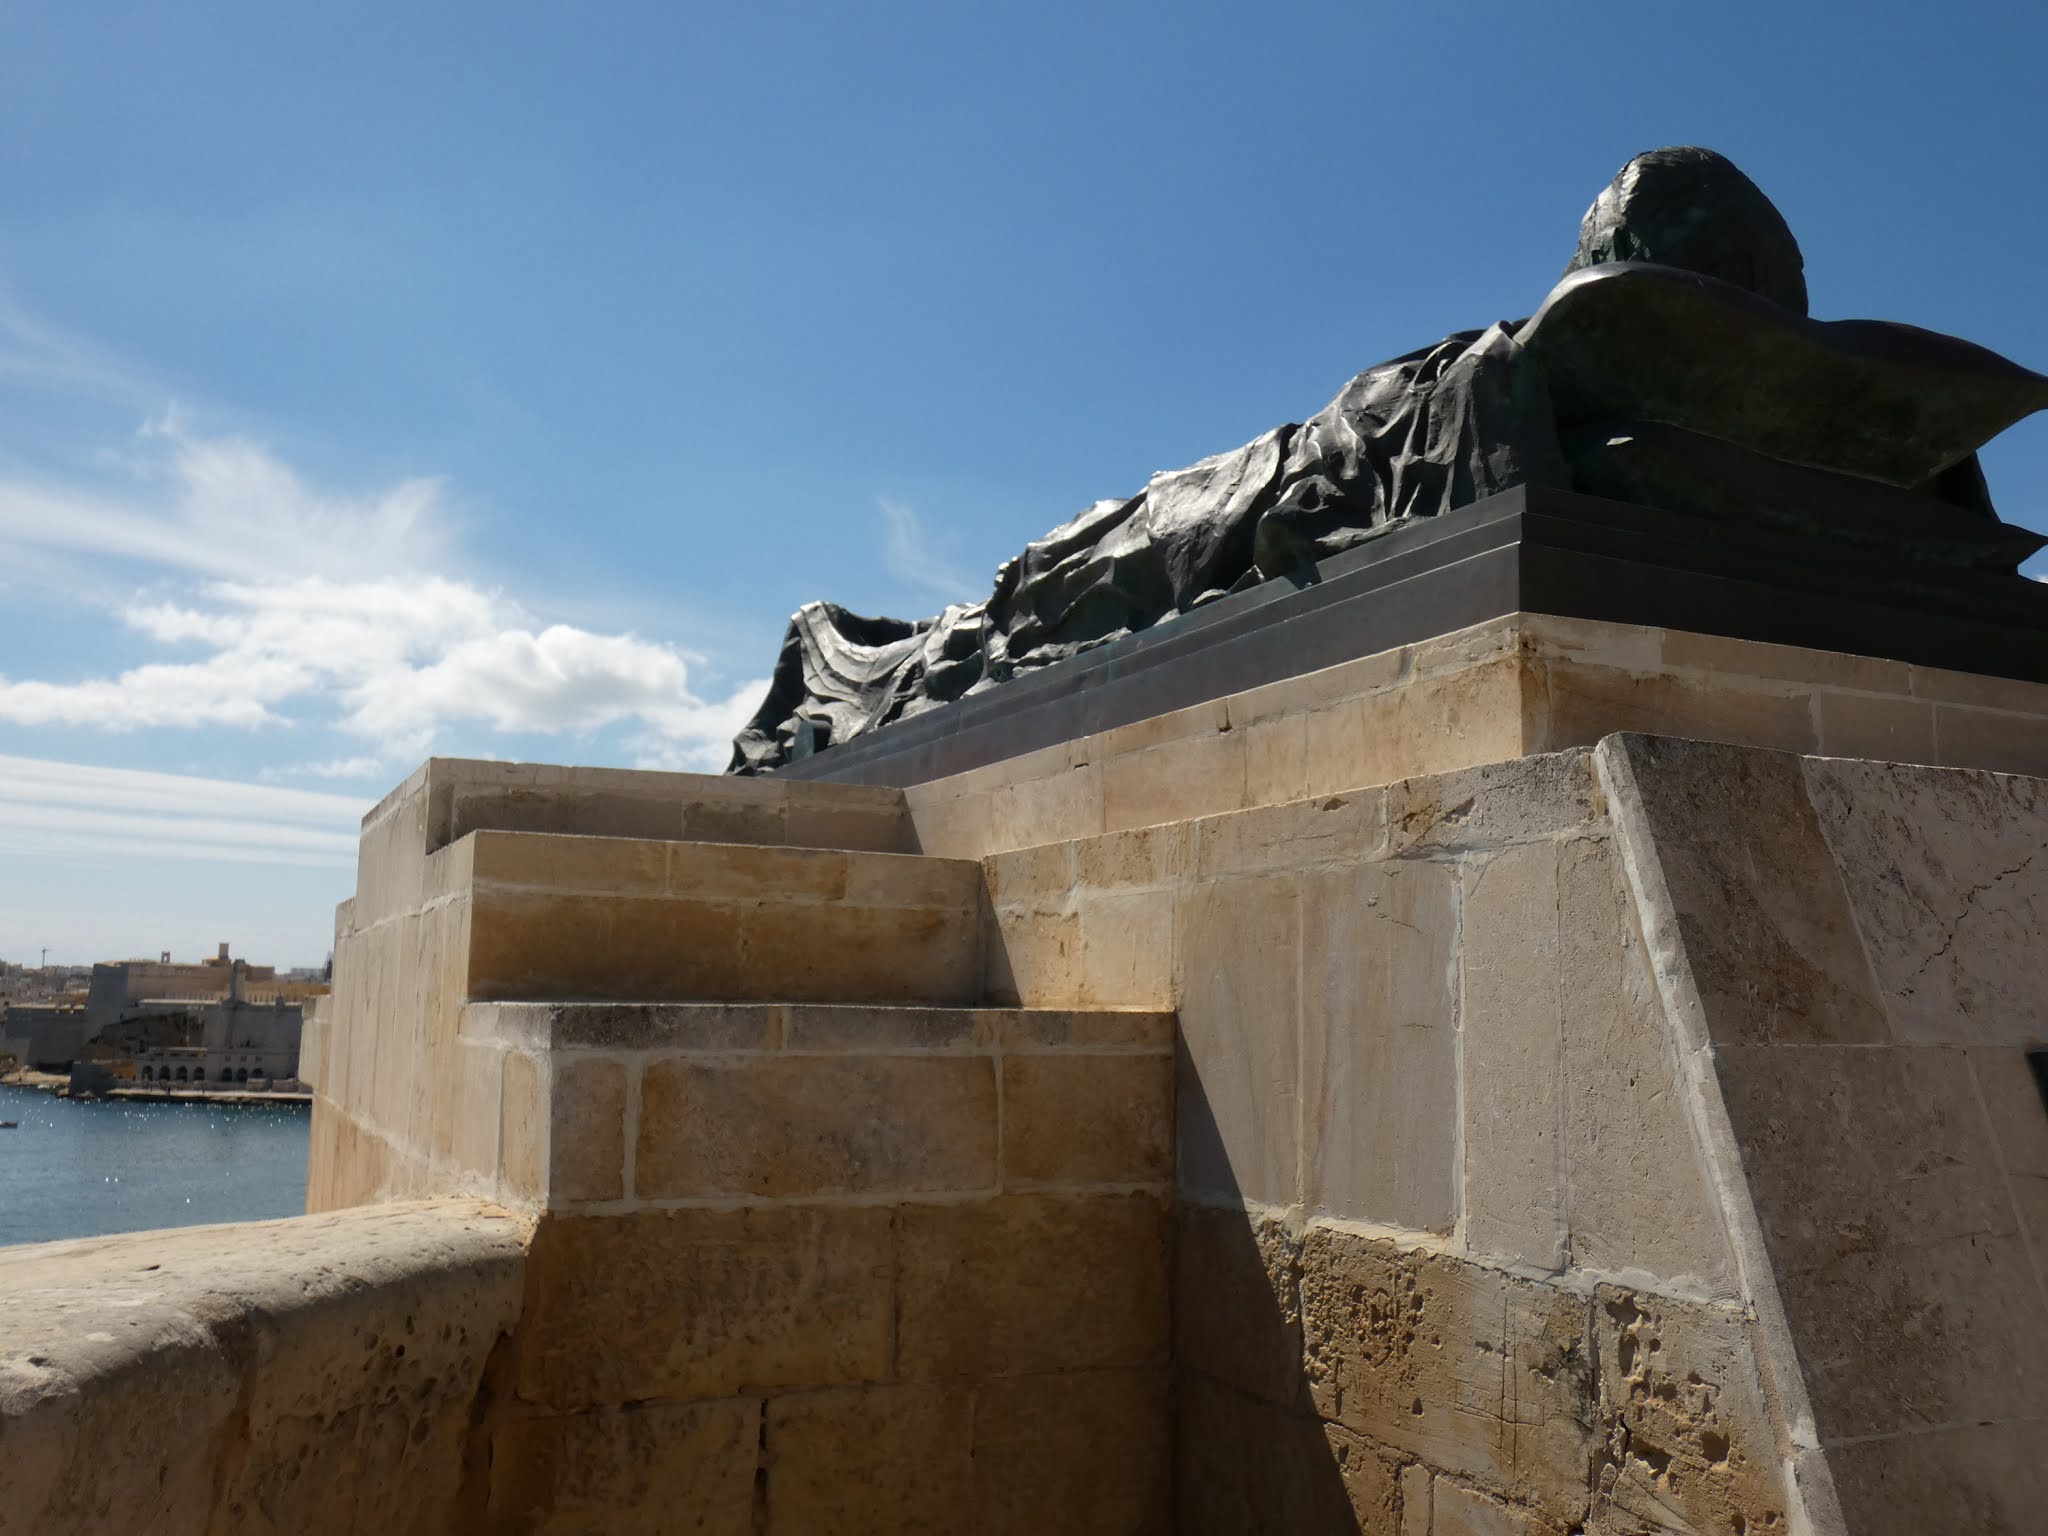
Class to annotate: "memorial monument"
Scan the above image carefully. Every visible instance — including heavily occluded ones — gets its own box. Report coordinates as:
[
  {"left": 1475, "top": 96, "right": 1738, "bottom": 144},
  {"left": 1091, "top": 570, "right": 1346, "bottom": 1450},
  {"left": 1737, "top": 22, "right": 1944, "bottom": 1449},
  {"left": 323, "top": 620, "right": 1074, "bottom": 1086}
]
[
  {"left": 733, "top": 145, "right": 2048, "bottom": 774},
  {"left": 7, "top": 149, "right": 2047, "bottom": 1535}
]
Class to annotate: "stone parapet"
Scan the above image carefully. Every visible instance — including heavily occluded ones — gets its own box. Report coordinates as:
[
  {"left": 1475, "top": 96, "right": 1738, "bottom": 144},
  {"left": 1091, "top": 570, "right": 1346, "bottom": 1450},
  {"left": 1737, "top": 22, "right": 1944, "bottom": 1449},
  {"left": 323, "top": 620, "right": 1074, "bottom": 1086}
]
[{"left": 0, "top": 1202, "right": 528, "bottom": 1536}]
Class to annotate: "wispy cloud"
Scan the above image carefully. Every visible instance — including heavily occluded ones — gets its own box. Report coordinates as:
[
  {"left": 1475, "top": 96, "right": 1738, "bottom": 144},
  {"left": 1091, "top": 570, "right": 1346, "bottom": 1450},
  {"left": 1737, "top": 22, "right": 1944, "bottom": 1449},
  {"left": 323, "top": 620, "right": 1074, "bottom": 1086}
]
[
  {"left": 0, "top": 411, "right": 768, "bottom": 772},
  {"left": 879, "top": 496, "right": 979, "bottom": 605},
  {"left": 0, "top": 755, "right": 365, "bottom": 868}
]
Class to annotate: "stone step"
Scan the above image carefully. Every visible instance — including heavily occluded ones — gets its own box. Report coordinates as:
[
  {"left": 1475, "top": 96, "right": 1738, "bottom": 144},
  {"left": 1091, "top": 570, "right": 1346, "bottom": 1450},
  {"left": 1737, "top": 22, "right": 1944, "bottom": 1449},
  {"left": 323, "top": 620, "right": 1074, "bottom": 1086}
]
[
  {"left": 462, "top": 1000, "right": 1176, "bottom": 1053},
  {"left": 463, "top": 831, "right": 985, "bottom": 1007},
  {"left": 457, "top": 1001, "right": 1177, "bottom": 1209},
  {"left": 409, "top": 756, "right": 914, "bottom": 855}
]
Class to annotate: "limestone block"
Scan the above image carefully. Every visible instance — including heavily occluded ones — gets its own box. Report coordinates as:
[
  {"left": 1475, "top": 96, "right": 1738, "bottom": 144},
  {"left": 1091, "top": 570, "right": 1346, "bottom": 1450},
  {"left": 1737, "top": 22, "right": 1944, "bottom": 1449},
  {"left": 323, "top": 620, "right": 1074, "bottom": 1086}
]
[
  {"left": 1173, "top": 1202, "right": 1307, "bottom": 1410},
  {"left": 517, "top": 1207, "right": 895, "bottom": 1408},
  {"left": 747, "top": 900, "right": 989, "bottom": 1007},
  {"left": 1588, "top": 1289, "right": 1787, "bottom": 1536},
  {"left": 1813, "top": 690, "right": 1937, "bottom": 764},
  {"left": 499, "top": 1049, "right": 547, "bottom": 1205},
  {"left": 1653, "top": 627, "right": 1911, "bottom": 694},
  {"left": 1713, "top": 1044, "right": 2015, "bottom": 1261},
  {"left": 1934, "top": 703, "right": 2048, "bottom": 777},
  {"left": 1304, "top": 656, "right": 1526, "bottom": 800},
  {"left": 636, "top": 1055, "right": 998, "bottom": 1199},
  {"left": 778, "top": 1003, "right": 989, "bottom": 1051},
  {"left": 1298, "top": 1229, "right": 1594, "bottom": 1526},
  {"left": 1301, "top": 858, "right": 1459, "bottom": 1233},
  {"left": 1401, "top": 1464, "right": 1431, "bottom": 1536},
  {"left": 1192, "top": 790, "right": 1384, "bottom": 879},
  {"left": 763, "top": 1383, "right": 973, "bottom": 1536},
  {"left": 982, "top": 908, "right": 1082, "bottom": 1008},
  {"left": 1224, "top": 636, "right": 1409, "bottom": 730},
  {"left": 548, "top": 1055, "right": 626, "bottom": 1204},
  {"left": 782, "top": 782, "right": 916, "bottom": 853},
  {"left": 1002, "top": 1052, "right": 1173, "bottom": 1186},
  {"left": 449, "top": 1037, "right": 507, "bottom": 1185},
  {"left": 1241, "top": 711, "right": 1311, "bottom": 807},
  {"left": 1802, "top": 757, "right": 2048, "bottom": 1047},
  {"left": 986, "top": 838, "right": 1075, "bottom": 907},
  {"left": 1431, "top": 1480, "right": 1562, "bottom": 1535},
  {"left": 467, "top": 891, "right": 747, "bottom": 1002},
  {"left": 1382, "top": 749, "right": 1596, "bottom": 858},
  {"left": 1598, "top": 736, "right": 1888, "bottom": 1046},
  {"left": 1826, "top": 1421, "right": 2048, "bottom": 1536},
  {"left": 971, "top": 1368, "right": 1170, "bottom": 1536},
  {"left": 488, "top": 1399, "right": 758, "bottom": 1535},
  {"left": 1557, "top": 836, "right": 1735, "bottom": 1294},
  {"left": 471, "top": 829, "right": 672, "bottom": 895},
  {"left": 1078, "top": 889, "right": 1176, "bottom": 1006},
  {"left": 1769, "top": 1230, "right": 2048, "bottom": 1442},
  {"left": 996, "top": 1007, "right": 1175, "bottom": 1050},
  {"left": 678, "top": 792, "right": 785, "bottom": 847},
  {"left": 1173, "top": 1371, "right": 1402, "bottom": 1536},
  {"left": 894, "top": 1192, "right": 1168, "bottom": 1380},
  {"left": 901, "top": 784, "right": 994, "bottom": 860},
  {"left": 1101, "top": 730, "right": 1249, "bottom": 833},
  {"left": 1076, "top": 821, "right": 1192, "bottom": 890},
  {"left": 1174, "top": 873, "right": 1302, "bottom": 1208},
  {"left": 475, "top": 1000, "right": 780, "bottom": 1053},
  {"left": 990, "top": 761, "right": 1103, "bottom": 850},
  {"left": 1530, "top": 660, "right": 1818, "bottom": 759},
  {"left": 1459, "top": 840, "right": 1567, "bottom": 1271}
]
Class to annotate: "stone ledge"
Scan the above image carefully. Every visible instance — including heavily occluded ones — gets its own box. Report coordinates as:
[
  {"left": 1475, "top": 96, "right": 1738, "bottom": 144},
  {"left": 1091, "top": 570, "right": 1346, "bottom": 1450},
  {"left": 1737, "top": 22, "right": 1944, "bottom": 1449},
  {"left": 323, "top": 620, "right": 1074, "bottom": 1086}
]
[
  {"left": 0, "top": 1201, "right": 530, "bottom": 1536},
  {"left": 461, "top": 1001, "right": 1177, "bottom": 1054}
]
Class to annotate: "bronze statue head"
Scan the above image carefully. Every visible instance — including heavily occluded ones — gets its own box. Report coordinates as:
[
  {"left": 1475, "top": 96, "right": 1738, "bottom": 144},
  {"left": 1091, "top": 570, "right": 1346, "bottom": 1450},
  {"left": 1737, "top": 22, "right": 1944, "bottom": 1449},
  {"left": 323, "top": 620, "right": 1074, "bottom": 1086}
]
[{"left": 1567, "top": 146, "right": 1809, "bottom": 317}]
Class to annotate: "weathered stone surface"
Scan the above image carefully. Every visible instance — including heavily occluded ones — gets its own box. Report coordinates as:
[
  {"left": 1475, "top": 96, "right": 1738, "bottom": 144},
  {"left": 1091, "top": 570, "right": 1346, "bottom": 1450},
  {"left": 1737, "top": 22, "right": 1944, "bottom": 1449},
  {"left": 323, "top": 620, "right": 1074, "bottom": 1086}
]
[
  {"left": 548, "top": 1054, "right": 625, "bottom": 1204},
  {"left": 1770, "top": 1230, "right": 2048, "bottom": 1442},
  {"left": 1430, "top": 1479, "right": 1563, "bottom": 1535},
  {"left": 764, "top": 1383, "right": 973, "bottom": 1536},
  {"left": 1174, "top": 1203, "right": 1307, "bottom": 1410},
  {"left": 517, "top": 1207, "right": 895, "bottom": 1408},
  {"left": 1002, "top": 1051, "right": 1173, "bottom": 1186},
  {"left": 1459, "top": 840, "right": 1567, "bottom": 1270},
  {"left": 1301, "top": 857, "right": 1459, "bottom": 1232},
  {"left": 636, "top": 1055, "right": 998, "bottom": 1199},
  {"left": 1598, "top": 735, "right": 1889, "bottom": 1045},
  {"left": 1713, "top": 1044, "right": 2014, "bottom": 1260},
  {"left": 894, "top": 1193, "right": 1168, "bottom": 1380},
  {"left": 1589, "top": 1289, "right": 1786, "bottom": 1536},
  {"left": 1175, "top": 873, "right": 1302, "bottom": 1207},
  {"left": 0, "top": 1203, "right": 527, "bottom": 1536},
  {"left": 1175, "top": 1371, "right": 1403, "bottom": 1536},
  {"left": 1556, "top": 835, "right": 1735, "bottom": 1294},
  {"left": 1827, "top": 1420, "right": 2048, "bottom": 1536},
  {"left": 1298, "top": 1229, "right": 1594, "bottom": 1526},
  {"left": 1803, "top": 756, "right": 2048, "bottom": 1047},
  {"left": 488, "top": 1400, "right": 758, "bottom": 1535},
  {"left": 1382, "top": 750, "right": 1596, "bottom": 857},
  {"left": 972, "top": 1368, "right": 1170, "bottom": 1536}
]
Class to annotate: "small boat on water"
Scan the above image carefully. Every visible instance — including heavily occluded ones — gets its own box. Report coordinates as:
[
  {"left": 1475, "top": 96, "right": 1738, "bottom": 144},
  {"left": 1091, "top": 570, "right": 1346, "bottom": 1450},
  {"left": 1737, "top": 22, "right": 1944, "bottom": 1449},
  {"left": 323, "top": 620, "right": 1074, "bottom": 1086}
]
[{"left": 0, "top": 1121, "right": 18, "bottom": 1129}]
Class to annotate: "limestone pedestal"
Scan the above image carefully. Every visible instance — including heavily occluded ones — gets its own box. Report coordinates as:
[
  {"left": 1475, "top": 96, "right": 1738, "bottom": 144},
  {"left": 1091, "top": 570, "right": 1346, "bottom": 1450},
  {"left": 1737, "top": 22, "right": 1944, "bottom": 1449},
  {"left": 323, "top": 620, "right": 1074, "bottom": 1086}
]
[{"left": 301, "top": 582, "right": 2048, "bottom": 1533}]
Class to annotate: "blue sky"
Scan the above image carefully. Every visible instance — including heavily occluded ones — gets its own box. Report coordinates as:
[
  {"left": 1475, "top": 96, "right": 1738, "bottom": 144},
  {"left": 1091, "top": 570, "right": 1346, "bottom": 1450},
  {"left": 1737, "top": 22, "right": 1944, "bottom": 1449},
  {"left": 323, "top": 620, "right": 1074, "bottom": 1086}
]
[{"left": 3, "top": 1, "right": 2047, "bottom": 964}]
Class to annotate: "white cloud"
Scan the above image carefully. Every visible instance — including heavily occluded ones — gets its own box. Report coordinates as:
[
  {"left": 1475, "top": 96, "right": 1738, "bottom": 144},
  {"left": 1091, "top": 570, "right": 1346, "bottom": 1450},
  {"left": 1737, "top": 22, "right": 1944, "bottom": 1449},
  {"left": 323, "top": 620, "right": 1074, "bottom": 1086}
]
[
  {"left": 0, "top": 406, "right": 451, "bottom": 582},
  {"left": 879, "top": 496, "right": 979, "bottom": 605},
  {"left": 0, "top": 755, "right": 365, "bottom": 868},
  {"left": 0, "top": 415, "right": 767, "bottom": 771}
]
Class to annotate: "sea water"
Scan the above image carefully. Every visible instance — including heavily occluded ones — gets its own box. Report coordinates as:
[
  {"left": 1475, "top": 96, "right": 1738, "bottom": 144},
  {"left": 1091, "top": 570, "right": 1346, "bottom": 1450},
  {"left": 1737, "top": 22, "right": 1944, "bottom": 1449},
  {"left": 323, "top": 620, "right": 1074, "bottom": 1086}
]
[{"left": 0, "top": 1082, "right": 310, "bottom": 1247}]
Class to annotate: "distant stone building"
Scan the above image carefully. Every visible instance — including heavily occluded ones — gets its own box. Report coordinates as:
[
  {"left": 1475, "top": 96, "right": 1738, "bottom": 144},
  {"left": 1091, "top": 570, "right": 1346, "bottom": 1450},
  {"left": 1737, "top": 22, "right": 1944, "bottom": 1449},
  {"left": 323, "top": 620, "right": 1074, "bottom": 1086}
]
[
  {"left": 0, "top": 1002, "right": 90, "bottom": 1071},
  {"left": 3, "top": 944, "right": 320, "bottom": 1082}
]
